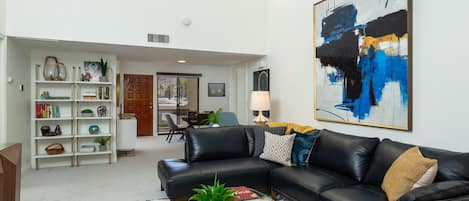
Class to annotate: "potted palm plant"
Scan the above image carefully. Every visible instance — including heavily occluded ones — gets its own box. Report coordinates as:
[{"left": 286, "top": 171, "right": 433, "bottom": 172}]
[
  {"left": 208, "top": 108, "right": 223, "bottom": 127},
  {"left": 94, "top": 137, "right": 110, "bottom": 151},
  {"left": 189, "top": 176, "right": 237, "bottom": 201},
  {"left": 99, "top": 58, "right": 108, "bottom": 82}
]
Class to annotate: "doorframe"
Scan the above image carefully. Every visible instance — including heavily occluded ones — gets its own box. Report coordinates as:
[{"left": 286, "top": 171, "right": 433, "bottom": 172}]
[
  {"left": 156, "top": 72, "right": 201, "bottom": 135},
  {"left": 0, "top": 37, "right": 6, "bottom": 143},
  {"left": 123, "top": 73, "right": 155, "bottom": 136}
]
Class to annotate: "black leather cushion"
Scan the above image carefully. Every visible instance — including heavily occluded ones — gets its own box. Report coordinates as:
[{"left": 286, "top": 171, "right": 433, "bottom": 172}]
[
  {"left": 186, "top": 127, "right": 249, "bottom": 163},
  {"left": 320, "top": 185, "right": 388, "bottom": 201},
  {"left": 239, "top": 125, "right": 287, "bottom": 157},
  {"left": 158, "top": 158, "right": 281, "bottom": 198},
  {"left": 363, "top": 139, "right": 413, "bottom": 185},
  {"left": 399, "top": 181, "right": 469, "bottom": 201},
  {"left": 271, "top": 166, "right": 357, "bottom": 201},
  {"left": 364, "top": 139, "right": 469, "bottom": 185},
  {"left": 308, "top": 129, "right": 379, "bottom": 182},
  {"left": 420, "top": 148, "right": 469, "bottom": 182}
]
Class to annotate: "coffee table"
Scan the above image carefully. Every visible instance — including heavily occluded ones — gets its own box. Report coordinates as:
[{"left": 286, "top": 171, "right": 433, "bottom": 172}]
[
  {"left": 150, "top": 187, "right": 274, "bottom": 201},
  {"left": 237, "top": 188, "right": 273, "bottom": 201}
]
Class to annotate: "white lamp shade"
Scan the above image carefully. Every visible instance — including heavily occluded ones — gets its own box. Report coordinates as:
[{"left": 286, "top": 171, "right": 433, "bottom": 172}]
[{"left": 251, "top": 91, "right": 270, "bottom": 111}]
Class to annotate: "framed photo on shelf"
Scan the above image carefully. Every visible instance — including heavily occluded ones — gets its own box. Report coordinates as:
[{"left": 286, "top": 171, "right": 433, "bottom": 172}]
[{"left": 82, "top": 61, "right": 102, "bottom": 82}]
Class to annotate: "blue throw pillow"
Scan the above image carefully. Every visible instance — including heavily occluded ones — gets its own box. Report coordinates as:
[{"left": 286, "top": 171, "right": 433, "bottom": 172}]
[{"left": 291, "top": 129, "right": 320, "bottom": 166}]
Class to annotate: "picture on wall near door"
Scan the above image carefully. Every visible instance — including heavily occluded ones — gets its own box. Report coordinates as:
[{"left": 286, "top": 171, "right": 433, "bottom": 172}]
[
  {"left": 314, "top": 0, "right": 412, "bottom": 130},
  {"left": 253, "top": 69, "right": 270, "bottom": 117},
  {"left": 208, "top": 83, "right": 225, "bottom": 97}
]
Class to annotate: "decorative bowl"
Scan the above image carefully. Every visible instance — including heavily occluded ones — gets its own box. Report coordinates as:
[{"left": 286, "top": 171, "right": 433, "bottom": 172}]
[{"left": 89, "top": 125, "right": 100, "bottom": 134}]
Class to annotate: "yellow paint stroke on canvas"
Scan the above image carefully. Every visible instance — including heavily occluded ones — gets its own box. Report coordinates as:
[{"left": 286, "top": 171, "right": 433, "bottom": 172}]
[{"left": 360, "top": 33, "right": 408, "bottom": 56}]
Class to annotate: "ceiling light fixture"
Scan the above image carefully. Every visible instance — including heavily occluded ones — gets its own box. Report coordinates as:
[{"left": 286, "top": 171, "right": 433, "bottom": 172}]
[{"left": 177, "top": 60, "right": 187, "bottom": 64}]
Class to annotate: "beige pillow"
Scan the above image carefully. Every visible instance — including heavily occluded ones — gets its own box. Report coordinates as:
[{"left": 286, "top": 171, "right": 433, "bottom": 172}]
[
  {"left": 260, "top": 131, "right": 296, "bottom": 166},
  {"left": 382, "top": 147, "right": 438, "bottom": 201}
]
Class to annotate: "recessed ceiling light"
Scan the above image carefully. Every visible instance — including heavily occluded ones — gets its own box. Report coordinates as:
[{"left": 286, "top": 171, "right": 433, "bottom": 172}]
[{"left": 177, "top": 60, "right": 187, "bottom": 64}]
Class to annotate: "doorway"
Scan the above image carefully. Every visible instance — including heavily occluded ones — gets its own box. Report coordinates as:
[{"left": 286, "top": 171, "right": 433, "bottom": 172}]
[
  {"left": 124, "top": 74, "right": 154, "bottom": 136},
  {"left": 157, "top": 73, "right": 200, "bottom": 134}
]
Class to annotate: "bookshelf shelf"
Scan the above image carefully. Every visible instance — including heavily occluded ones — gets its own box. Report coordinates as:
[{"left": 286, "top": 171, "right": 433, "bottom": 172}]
[
  {"left": 34, "top": 99, "right": 74, "bottom": 102},
  {"left": 75, "top": 151, "right": 112, "bottom": 156},
  {"left": 33, "top": 135, "right": 74, "bottom": 140},
  {"left": 75, "top": 99, "right": 112, "bottom": 102},
  {"left": 76, "top": 81, "right": 112, "bottom": 85},
  {"left": 34, "top": 117, "right": 74, "bottom": 121},
  {"left": 35, "top": 80, "right": 74, "bottom": 84},
  {"left": 33, "top": 152, "right": 74, "bottom": 159},
  {"left": 75, "top": 117, "right": 113, "bottom": 120},
  {"left": 76, "top": 133, "right": 112, "bottom": 138}
]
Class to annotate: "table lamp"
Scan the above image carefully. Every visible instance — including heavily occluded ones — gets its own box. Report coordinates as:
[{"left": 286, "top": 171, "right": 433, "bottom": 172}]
[{"left": 251, "top": 91, "right": 270, "bottom": 123}]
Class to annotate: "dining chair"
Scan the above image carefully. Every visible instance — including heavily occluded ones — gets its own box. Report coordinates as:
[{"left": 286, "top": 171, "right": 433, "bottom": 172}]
[{"left": 165, "top": 114, "right": 186, "bottom": 143}]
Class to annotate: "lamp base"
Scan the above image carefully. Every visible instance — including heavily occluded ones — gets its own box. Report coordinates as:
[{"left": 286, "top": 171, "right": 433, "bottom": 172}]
[{"left": 253, "top": 111, "right": 269, "bottom": 124}]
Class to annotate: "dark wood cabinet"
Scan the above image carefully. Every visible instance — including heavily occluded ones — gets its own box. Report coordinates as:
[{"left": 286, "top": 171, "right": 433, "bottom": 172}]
[{"left": 0, "top": 143, "right": 22, "bottom": 201}]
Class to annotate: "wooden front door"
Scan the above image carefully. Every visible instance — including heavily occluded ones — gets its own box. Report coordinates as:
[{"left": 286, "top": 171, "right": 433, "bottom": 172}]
[{"left": 124, "top": 74, "right": 153, "bottom": 136}]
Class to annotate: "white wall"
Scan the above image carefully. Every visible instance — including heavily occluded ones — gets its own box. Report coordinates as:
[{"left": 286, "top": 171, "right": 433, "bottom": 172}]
[
  {"left": 0, "top": 0, "right": 5, "bottom": 35},
  {"left": 6, "top": 38, "right": 31, "bottom": 169},
  {"left": 246, "top": 0, "right": 469, "bottom": 152},
  {"left": 6, "top": 0, "right": 268, "bottom": 55},
  {"left": 120, "top": 61, "right": 232, "bottom": 134}
]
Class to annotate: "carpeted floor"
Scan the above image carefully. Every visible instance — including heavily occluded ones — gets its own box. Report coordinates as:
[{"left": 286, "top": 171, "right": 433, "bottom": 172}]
[{"left": 21, "top": 135, "right": 185, "bottom": 201}]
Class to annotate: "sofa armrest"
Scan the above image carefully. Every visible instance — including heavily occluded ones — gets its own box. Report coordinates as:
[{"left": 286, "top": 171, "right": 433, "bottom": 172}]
[{"left": 398, "top": 180, "right": 469, "bottom": 201}]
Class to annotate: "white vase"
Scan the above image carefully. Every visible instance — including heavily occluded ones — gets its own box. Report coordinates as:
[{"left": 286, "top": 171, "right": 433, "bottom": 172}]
[{"left": 211, "top": 123, "right": 220, "bottom": 128}]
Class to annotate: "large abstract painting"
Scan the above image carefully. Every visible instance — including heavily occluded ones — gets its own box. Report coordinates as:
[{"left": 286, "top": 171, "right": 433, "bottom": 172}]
[{"left": 314, "top": 0, "right": 412, "bottom": 130}]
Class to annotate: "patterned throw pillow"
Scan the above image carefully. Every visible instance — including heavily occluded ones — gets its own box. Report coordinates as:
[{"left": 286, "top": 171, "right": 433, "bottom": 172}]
[
  {"left": 291, "top": 129, "right": 320, "bottom": 166},
  {"left": 240, "top": 125, "right": 287, "bottom": 157},
  {"left": 260, "top": 131, "right": 296, "bottom": 166}
]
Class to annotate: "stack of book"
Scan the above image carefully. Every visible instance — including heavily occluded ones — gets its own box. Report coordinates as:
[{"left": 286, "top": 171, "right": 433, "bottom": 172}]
[
  {"left": 97, "top": 87, "right": 110, "bottom": 100},
  {"left": 82, "top": 90, "right": 97, "bottom": 100},
  {"left": 231, "top": 186, "right": 260, "bottom": 201},
  {"left": 36, "top": 103, "right": 60, "bottom": 118}
]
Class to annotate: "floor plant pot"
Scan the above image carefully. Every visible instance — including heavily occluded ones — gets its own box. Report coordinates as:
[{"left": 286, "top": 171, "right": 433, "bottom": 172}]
[{"left": 99, "top": 145, "right": 107, "bottom": 151}]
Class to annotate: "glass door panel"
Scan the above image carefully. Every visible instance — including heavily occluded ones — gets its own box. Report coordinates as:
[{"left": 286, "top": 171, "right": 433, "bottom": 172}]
[{"left": 157, "top": 75, "right": 199, "bottom": 134}]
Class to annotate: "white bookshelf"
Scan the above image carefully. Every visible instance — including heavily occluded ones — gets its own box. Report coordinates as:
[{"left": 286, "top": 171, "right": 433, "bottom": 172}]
[{"left": 31, "top": 55, "right": 117, "bottom": 170}]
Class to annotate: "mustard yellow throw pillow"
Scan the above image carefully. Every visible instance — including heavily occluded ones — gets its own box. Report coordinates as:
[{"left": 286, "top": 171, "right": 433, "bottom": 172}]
[
  {"left": 382, "top": 147, "right": 438, "bottom": 201},
  {"left": 266, "top": 122, "right": 315, "bottom": 134}
]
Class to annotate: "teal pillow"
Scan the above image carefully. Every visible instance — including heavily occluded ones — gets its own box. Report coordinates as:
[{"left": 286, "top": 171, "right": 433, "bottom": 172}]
[{"left": 291, "top": 129, "right": 320, "bottom": 166}]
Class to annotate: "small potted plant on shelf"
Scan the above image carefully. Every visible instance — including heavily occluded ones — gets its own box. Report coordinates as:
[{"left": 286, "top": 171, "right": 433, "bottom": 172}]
[
  {"left": 189, "top": 176, "right": 237, "bottom": 201},
  {"left": 94, "top": 137, "right": 110, "bottom": 151},
  {"left": 208, "top": 108, "right": 223, "bottom": 127},
  {"left": 99, "top": 58, "right": 108, "bottom": 82},
  {"left": 81, "top": 109, "right": 94, "bottom": 117}
]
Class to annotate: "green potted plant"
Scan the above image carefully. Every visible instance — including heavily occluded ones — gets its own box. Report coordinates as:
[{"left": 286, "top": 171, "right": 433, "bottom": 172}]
[
  {"left": 99, "top": 58, "right": 108, "bottom": 82},
  {"left": 94, "top": 137, "right": 110, "bottom": 151},
  {"left": 208, "top": 108, "right": 223, "bottom": 127},
  {"left": 189, "top": 176, "right": 237, "bottom": 201},
  {"left": 80, "top": 109, "right": 94, "bottom": 117}
]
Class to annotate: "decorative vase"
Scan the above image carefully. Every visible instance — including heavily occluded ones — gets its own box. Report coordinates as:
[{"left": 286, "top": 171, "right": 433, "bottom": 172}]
[
  {"left": 97, "top": 105, "right": 107, "bottom": 117},
  {"left": 54, "top": 125, "right": 62, "bottom": 135},
  {"left": 40, "top": 126, "right": 51, "bottom": 136},
  {"left": 210, "top": 123, "right": 220, "bottom": 128},
  {"left": 98, "top": 145, "right": 107, "bottom": 151},
  {"left": 89, "top": 125, "right": 100, "bottom": 134},
  {"left": 43, "top": 56, "right": 59, "bottom": 81},
  {"left": 57, "top": 62, "right": 67, "bottom": 81}
]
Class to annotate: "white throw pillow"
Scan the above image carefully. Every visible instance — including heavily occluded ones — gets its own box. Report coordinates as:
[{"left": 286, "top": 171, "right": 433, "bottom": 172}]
[
  {"left": 260, "top": 131, "right": 296, "bottom": 166},
  {"left": 412, "top": 162, "right": 438, "bottom": 189}
]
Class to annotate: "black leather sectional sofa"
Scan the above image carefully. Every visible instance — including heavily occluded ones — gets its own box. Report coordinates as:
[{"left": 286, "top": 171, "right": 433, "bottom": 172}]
[{"left": 158, "top": 127, "right": 469, "bottom": 201}]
